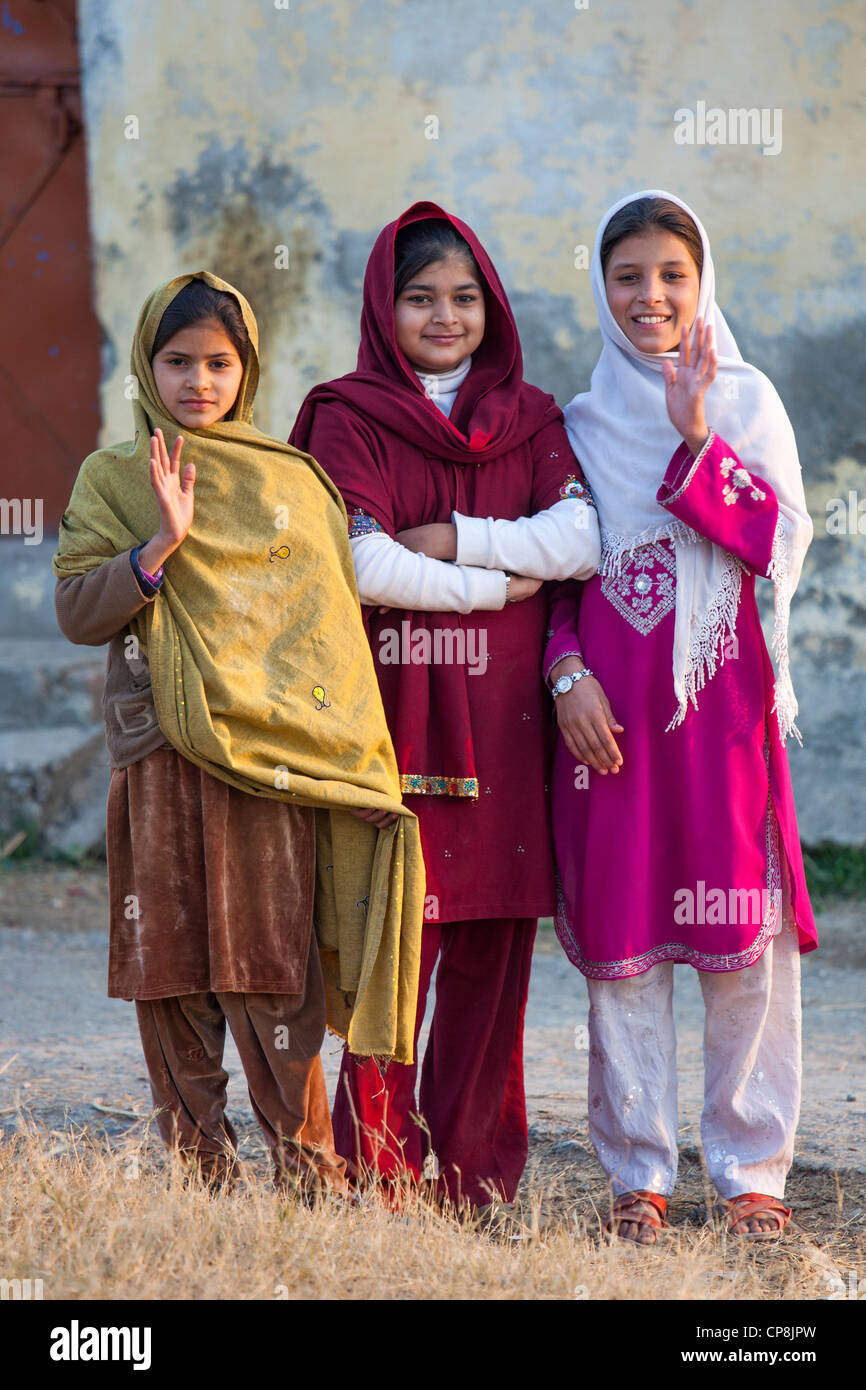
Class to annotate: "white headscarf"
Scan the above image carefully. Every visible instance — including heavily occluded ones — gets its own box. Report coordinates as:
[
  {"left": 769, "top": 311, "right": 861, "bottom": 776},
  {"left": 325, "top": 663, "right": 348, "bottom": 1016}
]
[{"left": 564, "top": 189, "right": 813, "bottom": 742}]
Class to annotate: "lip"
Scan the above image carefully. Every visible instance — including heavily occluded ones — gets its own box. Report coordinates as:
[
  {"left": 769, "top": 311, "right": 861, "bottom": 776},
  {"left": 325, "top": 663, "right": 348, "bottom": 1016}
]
[
  {"left": 423, "top": 334, "right": 462, "bottom": 342},
  {"left": 631, "top": 315, "right": 672, "bottom": 326},
  {"left": 179, "top": 400, "right": 216, "bottom": 407}
]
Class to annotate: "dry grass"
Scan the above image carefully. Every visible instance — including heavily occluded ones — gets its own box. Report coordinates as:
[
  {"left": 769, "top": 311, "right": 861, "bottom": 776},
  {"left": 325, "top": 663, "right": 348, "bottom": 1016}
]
[{"left": 1, "top": 1119, "right": 863, "bottom": 1301}]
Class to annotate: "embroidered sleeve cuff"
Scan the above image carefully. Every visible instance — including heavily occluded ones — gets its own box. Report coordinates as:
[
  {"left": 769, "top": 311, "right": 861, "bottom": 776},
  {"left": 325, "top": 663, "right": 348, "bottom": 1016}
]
[
  {"left": 544, "top": 648, "right": 584, "bottom": 685},
  {"left": 129, "top": 546, "right": 164, "bottom": 600},
  {"left": 657, "top": 429, "right": 716, "bottom": 507}
]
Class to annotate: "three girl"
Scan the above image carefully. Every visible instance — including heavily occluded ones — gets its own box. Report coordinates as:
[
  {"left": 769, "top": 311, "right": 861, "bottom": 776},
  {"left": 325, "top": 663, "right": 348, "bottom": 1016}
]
[
  {"left": 54, "top": 271, "right": 424, "bottom": 1194},
  {"left": 56, "top": 195, "right": 815, "bottom": 1239},
  {"left": 291, "top": 203, "right": 600, "bottom": 1210},
  {"left": 545, "top": 191, "right": 815, "bottom": 1241}
]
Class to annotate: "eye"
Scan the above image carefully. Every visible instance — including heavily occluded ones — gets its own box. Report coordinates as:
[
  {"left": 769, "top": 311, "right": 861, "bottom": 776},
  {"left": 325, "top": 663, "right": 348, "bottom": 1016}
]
[
  {"left": 209, "top": 359, "right": 232, "bottom": 368},
  {"left": 405, "top": 294, "right": 432, "bottom": 305},
  {"left": 455, "top": 293, "right": 478, "bottom": 304},
  {"left": 166, "top": 356, "right": 187, "bottom": 366},
  {"left": 663, "top": 272, "right": 685, "bottom": 281}
]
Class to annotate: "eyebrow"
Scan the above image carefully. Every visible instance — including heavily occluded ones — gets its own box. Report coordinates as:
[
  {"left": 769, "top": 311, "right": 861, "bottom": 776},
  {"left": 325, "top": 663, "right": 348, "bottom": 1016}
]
[
  {"left": 611, "top": 259, "right": 692, "bottom": 270},
  {"left": 402, "top": 281, "right": 481, "bottom": 292},
  {"left": 158, "top": 348, "right": 237, "bottom": 357}
]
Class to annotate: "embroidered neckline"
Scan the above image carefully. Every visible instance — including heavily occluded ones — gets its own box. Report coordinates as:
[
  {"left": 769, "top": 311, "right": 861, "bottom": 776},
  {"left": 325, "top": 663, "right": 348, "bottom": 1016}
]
[{"left": 601, "top": 540, "right": 676, "bottom": 637}]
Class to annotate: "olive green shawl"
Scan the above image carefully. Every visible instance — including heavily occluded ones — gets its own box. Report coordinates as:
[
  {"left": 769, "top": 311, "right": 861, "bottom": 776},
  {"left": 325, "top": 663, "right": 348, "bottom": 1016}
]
[{"left": 53, "top": 270, "right": 424, "bottom": 1062}]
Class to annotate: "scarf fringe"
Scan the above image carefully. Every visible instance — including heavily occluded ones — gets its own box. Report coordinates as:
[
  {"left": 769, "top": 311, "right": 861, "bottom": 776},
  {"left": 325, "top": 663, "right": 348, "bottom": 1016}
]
[
  {"left": 600, "top": 519, "right": 702, "bottom": 577},
  {"left": 768, "top": 512, "right": 802, "bottom": 746},
  {"left": 665, "top": 551, "right": 743, "bottom": 732}
]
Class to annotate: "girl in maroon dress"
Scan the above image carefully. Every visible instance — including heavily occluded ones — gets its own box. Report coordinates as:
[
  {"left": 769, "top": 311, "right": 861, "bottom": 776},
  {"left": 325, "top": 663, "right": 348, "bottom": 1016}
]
[{"left": 290, "top": 202, "right": 599, "bottom": 1209}]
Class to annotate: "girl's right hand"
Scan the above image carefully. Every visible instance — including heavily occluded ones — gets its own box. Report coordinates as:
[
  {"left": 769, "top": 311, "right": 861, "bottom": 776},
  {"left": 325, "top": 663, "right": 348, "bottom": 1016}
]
[
  {"left": 140, "top": 429, "right": 196, "bottom": 571},
  {"left": 554, "top": 675, "right": 624, "bottom": 774},
  {"left": 507, "top": 574, "right": 543, "bottom": 603}
]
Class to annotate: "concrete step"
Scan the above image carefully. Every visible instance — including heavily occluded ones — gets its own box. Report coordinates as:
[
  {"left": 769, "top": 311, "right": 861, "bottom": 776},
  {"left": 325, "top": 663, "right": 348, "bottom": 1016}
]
[
  {"left": 0, "top": 724, "right": 109, "bottom": 857},
  {"left": 0, "top": 637, "right": 105, "bottom": 730}
]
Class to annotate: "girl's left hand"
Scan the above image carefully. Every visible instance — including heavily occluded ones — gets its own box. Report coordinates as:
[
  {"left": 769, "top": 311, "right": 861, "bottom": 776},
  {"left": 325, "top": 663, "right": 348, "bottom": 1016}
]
[
  {"left": 396, "top": 523, "right": 457, "bottom": 560},
  {"left": 349, "top": 806, "right": 398, "bottom": 829},
  {"left": 662, "top": 317, "right": 717, "bottom": 457}
]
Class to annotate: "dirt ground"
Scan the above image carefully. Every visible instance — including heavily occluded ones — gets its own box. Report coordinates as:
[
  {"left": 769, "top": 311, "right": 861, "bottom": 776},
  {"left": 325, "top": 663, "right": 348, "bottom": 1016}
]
[{"left": 0, "top": 862, "right": 864, "bottom": 1287}]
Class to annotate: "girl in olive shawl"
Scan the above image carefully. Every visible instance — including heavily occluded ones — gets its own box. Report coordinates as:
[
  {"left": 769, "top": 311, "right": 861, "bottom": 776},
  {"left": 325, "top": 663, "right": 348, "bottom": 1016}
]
[{"left": 53, "top": 272, "right": 424, "bottom": 1193}]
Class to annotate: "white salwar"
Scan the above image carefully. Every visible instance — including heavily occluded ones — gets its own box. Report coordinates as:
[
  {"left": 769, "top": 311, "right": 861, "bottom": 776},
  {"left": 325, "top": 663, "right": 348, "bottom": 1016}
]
[{"left": 586, "top": 916, "right": 802, "bottom": 1200}]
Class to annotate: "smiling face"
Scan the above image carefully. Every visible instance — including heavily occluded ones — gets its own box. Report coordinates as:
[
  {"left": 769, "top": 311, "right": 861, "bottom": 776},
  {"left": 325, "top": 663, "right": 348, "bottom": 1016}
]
[
  {"left": 604, "top": 228, "right": 701, "bottom": 354},
  {"left": 394, "top": 253, "right": 486, "bottom": 373},
  {"left": 151, "top": 318, "right": 245, "bottom": 428}
]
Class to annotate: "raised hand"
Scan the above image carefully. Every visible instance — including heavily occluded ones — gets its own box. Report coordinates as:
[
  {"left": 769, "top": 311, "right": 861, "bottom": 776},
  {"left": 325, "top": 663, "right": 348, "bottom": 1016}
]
[
  {"left": 661, "top": 317, "right": 717, "bottom": 457},
  {"left": 139, "top": 428, "right": 195, "bottom": 573}
]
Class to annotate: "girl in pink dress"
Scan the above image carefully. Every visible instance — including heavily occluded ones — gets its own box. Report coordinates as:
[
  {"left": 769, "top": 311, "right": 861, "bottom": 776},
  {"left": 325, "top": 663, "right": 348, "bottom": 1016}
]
[{"left": 545, "top": 191, "right": 816, "bottom": 1242}]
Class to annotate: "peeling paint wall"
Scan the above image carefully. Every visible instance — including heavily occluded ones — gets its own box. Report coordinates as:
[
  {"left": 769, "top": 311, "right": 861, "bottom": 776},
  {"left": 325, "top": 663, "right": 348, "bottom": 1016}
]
[{"left": 76, "top": 0, "right": 865, "bottom": 841}]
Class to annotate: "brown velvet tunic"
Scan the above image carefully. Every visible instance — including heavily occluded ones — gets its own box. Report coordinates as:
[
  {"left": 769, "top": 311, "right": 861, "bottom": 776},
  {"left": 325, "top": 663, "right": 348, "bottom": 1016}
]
[{"left": 55, "top": 551, "right": 316, "bottom": 1000}]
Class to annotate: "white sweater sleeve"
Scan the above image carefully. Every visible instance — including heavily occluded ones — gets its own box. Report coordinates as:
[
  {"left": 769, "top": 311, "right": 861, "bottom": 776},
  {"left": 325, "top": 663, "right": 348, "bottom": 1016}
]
[
  {"left": 453, "top": 497, "right": 601, "bottom": 580},
  {"left": 351, "top": 532, "right": 507, "bottom": 612}
]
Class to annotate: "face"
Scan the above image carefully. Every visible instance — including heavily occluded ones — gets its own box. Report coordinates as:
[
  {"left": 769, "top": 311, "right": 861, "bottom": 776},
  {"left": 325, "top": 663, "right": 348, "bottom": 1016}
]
[
  {"left": 394, "top": 253, "right": 486, "bottom": 373},
  {"left": 604, "top": 228, "right": 701, "bottom": 353},
  {"left": 151, "top": 318, "right": 244, "bottom": 428}
]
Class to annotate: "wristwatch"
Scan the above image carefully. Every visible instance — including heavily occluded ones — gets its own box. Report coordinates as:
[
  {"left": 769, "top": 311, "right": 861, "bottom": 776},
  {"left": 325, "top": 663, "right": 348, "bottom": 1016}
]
[{"left": 551, "top": 669, "right": 594, "bottom": 698}]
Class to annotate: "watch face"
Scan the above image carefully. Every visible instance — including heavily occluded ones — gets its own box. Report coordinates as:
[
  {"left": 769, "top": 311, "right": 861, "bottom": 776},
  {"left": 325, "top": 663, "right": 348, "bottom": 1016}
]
[{"left": 554, "top": 676, "right": 571, "bottom": 695}]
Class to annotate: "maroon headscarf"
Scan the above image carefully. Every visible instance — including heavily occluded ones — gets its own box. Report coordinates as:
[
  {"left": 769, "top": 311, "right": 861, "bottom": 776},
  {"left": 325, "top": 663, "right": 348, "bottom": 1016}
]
[{"left": 290, "top": 200, "right": 560, "bottom": 460}]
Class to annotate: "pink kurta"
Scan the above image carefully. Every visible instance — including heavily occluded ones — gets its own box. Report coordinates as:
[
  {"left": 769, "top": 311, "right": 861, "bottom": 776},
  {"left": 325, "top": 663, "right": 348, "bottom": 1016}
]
[{"left": 544, "top": 432, "right": 817, "bottom": 978}]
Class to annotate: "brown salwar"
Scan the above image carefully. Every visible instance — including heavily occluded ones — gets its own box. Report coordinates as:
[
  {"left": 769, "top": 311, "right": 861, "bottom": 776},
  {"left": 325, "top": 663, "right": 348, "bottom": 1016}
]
[
  {"left": 135, "top": 962, "right": 346, "bottom": 1193},
  {"left": 108, "top": 745, "right": 346, "bottom": 1190}
]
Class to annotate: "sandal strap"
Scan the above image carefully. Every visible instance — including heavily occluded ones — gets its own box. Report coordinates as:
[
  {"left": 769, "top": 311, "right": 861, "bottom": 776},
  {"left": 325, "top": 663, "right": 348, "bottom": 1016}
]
[
  {"left": 608, "top": 1189, "right": 668, "bottom": 1228},
  {"left": 724, "top": 1192, "right": 791, "bottom": 1228}
]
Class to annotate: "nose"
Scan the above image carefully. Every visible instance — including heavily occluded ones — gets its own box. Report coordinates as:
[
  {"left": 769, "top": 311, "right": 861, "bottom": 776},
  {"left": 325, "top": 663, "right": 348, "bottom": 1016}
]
[
  {"left": 638, "top": 277, "right": 665, "bottom": 305},
  {"left": 431, "top": 297, "right": 458, "bottom": 325},
  {"left": 184, "top": 362, "right": 210, "bottom": 391}
]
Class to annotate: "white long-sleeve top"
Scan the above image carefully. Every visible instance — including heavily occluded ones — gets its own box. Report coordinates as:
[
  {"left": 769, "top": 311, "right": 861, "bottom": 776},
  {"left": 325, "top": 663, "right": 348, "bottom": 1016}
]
[
  {"left": 350, "top": 498, "right": 599, "bottom": 610},
  {"left": 348, "top": 361, "right": 600, "bottom": 611},
  {"left": 452, "top": 498, "right": 600, "bottom": 581}
]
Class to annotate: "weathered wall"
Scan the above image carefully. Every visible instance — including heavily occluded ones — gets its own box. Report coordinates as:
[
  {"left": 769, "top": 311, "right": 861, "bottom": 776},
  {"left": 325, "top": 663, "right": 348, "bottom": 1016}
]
[{"left": 55, "top": 0, "right": 866, "bottom": 839}]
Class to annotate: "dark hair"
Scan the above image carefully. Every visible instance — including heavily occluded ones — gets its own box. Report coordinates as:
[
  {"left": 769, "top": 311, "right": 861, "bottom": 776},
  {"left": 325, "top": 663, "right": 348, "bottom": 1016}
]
[
  {"left": 393, "top": 219, "right": 482, "bottom": 299},
  {"left": 600, "top": 197, "right": 703, "bottom": 279},
  {"left": 151, "top": 279, "right": 251, "bottom": 366}
]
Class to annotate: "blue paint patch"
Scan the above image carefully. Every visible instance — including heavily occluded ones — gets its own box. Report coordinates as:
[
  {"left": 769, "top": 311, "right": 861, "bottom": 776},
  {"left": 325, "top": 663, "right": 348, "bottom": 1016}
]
[
  {"left": 2, "top": 4, "right": 24, "bottom": 35},
  {"left": 48, "top": 346, "right": 59, "bottom": 357},
  {"left": 37, "top": 250, "right": 50, "bottom": 261}
]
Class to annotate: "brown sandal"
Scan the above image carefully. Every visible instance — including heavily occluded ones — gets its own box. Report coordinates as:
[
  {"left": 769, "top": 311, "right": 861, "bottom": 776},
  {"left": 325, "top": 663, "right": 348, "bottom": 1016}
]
[
  {"left": 604, "top": 1190, "right": 668, "bottom": 1245},
  {"left": 719, "top": 1192, "right": 792, "bottom": 1240}
]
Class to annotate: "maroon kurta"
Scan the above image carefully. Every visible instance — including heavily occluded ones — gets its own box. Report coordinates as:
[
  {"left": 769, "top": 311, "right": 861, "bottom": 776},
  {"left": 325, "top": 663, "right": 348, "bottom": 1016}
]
[
  {"left": 291, "top": 200, "right": 587, "bottom": 924},
  {"left": 302, "top": 405, "right": 577, "bottom": 921}
]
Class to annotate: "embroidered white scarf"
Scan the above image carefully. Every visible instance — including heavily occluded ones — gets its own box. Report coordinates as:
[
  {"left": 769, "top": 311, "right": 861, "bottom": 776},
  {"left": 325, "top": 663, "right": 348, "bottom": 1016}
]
[{"left": 563, "top": 189, "right": 813, "bottom": 741}]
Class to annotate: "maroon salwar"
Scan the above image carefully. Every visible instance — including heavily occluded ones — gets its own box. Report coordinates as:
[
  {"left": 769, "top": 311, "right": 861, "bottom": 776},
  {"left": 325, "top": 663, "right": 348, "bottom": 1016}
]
[
  {"left": 333, "top": 918, "right": 537, "bottom": 1205},
  {"left": 291, "top": 201, "right": 589, "bottom": 1204}
]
